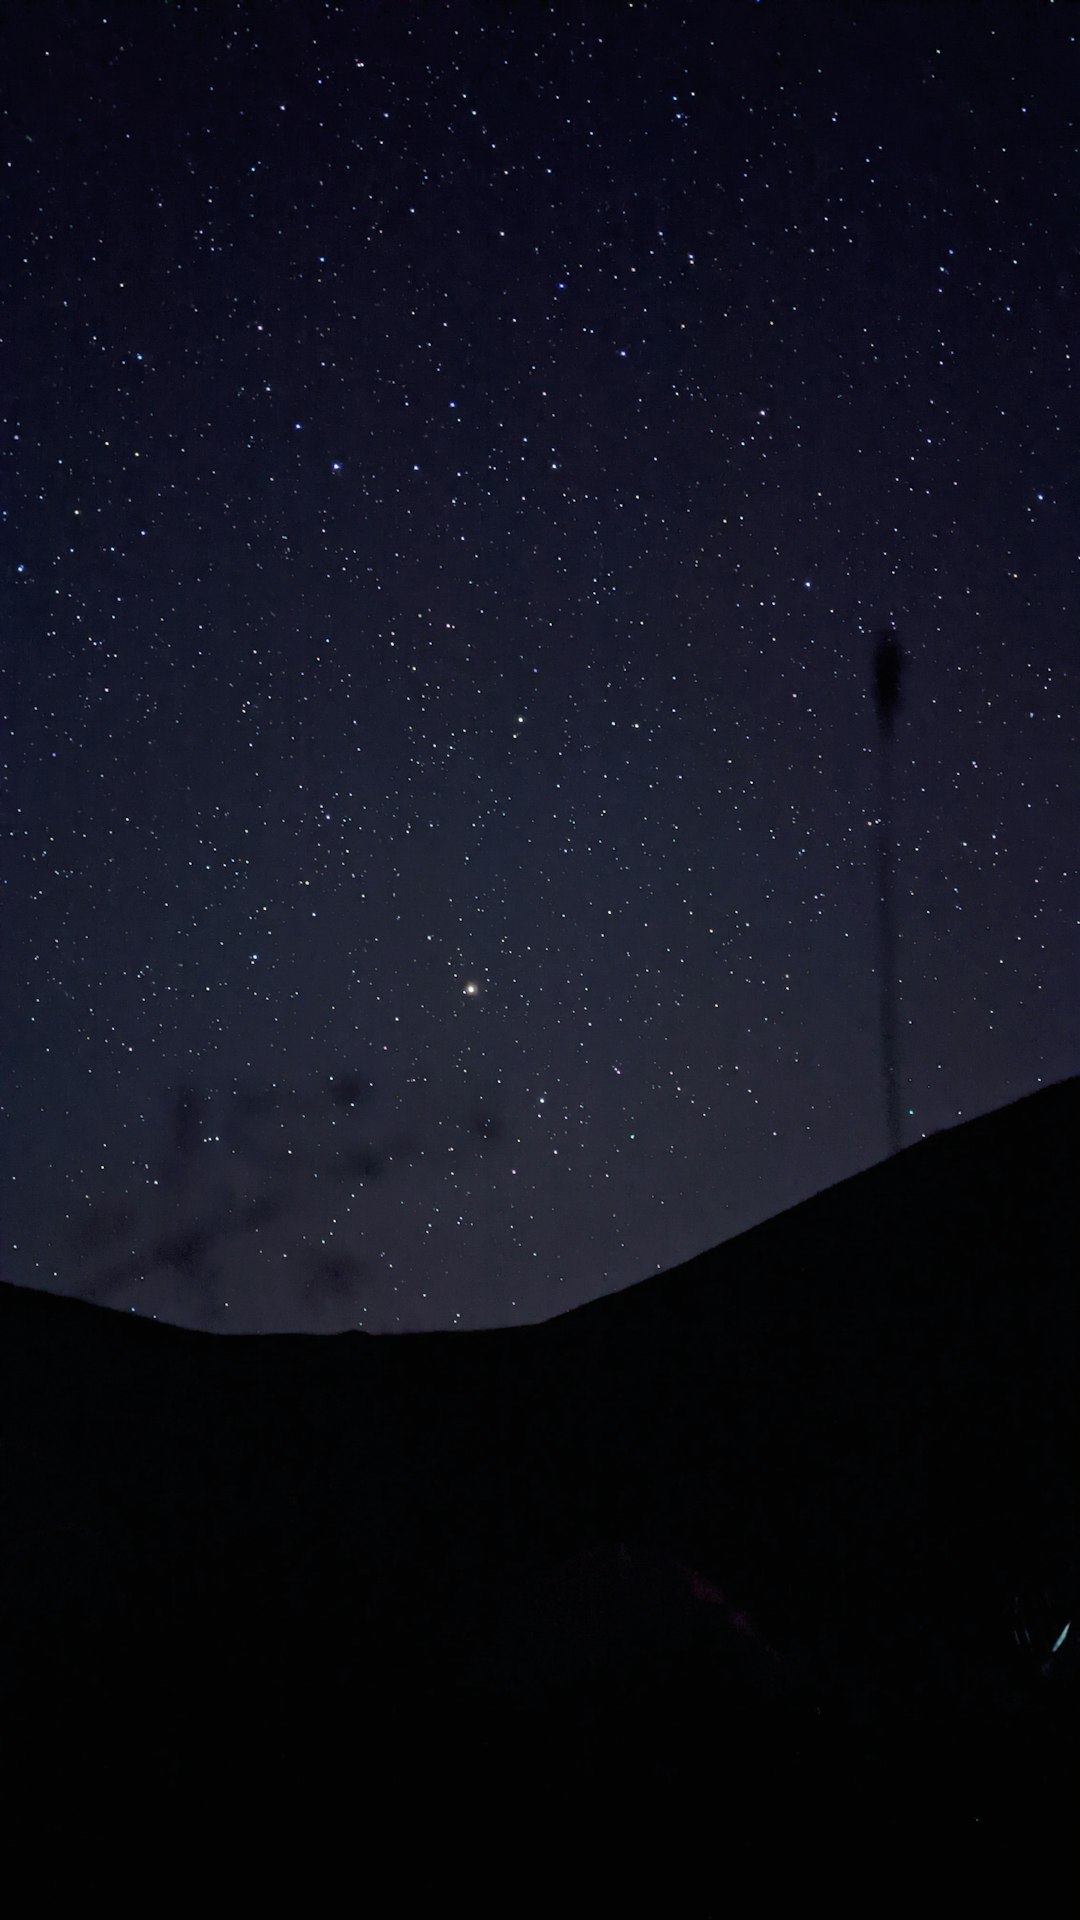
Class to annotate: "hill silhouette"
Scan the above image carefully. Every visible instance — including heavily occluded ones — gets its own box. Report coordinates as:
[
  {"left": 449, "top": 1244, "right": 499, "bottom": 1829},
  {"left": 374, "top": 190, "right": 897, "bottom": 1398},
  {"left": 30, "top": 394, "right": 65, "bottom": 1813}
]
[{"left": 1, "top": 1077, "right": 1076, "bottom": 1875}]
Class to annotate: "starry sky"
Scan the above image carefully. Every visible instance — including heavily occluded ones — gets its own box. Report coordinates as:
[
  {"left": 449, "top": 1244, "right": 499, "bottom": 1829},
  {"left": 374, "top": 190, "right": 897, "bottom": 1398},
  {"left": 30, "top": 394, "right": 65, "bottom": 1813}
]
[{"left": 3, "top": 0, "right": 1077, "bottom": 1334}]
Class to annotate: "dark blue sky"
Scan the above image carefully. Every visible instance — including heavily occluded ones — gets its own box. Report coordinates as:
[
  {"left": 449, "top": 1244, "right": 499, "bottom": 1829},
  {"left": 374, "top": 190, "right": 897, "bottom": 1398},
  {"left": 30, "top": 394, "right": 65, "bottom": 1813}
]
[{"left": 4, "top": 0, "right": 1077, "bottom": 1332}]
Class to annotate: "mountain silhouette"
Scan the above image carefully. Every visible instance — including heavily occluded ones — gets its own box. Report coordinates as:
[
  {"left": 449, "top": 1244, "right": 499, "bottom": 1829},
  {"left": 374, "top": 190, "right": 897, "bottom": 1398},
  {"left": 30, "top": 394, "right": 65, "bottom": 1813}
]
[{"left": 1, "top": 1077, "right": 1076, "bottom": 1876}]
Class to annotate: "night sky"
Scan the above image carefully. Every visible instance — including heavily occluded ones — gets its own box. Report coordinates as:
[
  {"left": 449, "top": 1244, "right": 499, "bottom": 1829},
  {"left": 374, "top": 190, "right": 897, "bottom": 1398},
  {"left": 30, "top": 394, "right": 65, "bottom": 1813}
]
[{"left": 3, "top": 0, "right": 1077, "bottom": 1335}]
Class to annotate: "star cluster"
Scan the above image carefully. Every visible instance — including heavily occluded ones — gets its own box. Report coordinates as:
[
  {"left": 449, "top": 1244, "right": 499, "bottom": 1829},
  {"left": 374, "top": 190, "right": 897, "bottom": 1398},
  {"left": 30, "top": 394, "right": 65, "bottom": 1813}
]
[{"left": 3, "top": 1, "right": 1077, "bottom": 1331}]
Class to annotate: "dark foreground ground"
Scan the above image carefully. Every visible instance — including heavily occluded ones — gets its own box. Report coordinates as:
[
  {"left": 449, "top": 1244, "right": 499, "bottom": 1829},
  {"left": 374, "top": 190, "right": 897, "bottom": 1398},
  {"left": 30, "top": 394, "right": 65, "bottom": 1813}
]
[{"left": 2, "top": 1077, "right": 1076, "bottom": 1895}]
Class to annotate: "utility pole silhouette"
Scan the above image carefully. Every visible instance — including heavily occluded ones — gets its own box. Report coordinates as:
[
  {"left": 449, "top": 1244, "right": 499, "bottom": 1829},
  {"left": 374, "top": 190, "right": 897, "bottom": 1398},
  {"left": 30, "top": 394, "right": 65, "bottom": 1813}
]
[{"left": 873, "top": 630, "right": 905, "bottom": 1157}]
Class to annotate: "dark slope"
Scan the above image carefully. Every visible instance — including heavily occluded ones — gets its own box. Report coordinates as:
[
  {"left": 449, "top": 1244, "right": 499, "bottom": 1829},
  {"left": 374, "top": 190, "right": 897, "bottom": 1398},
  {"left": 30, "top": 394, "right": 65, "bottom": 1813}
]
[{"left": 1, "top": 1077, "right": 1076, "bottom": 1861}]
